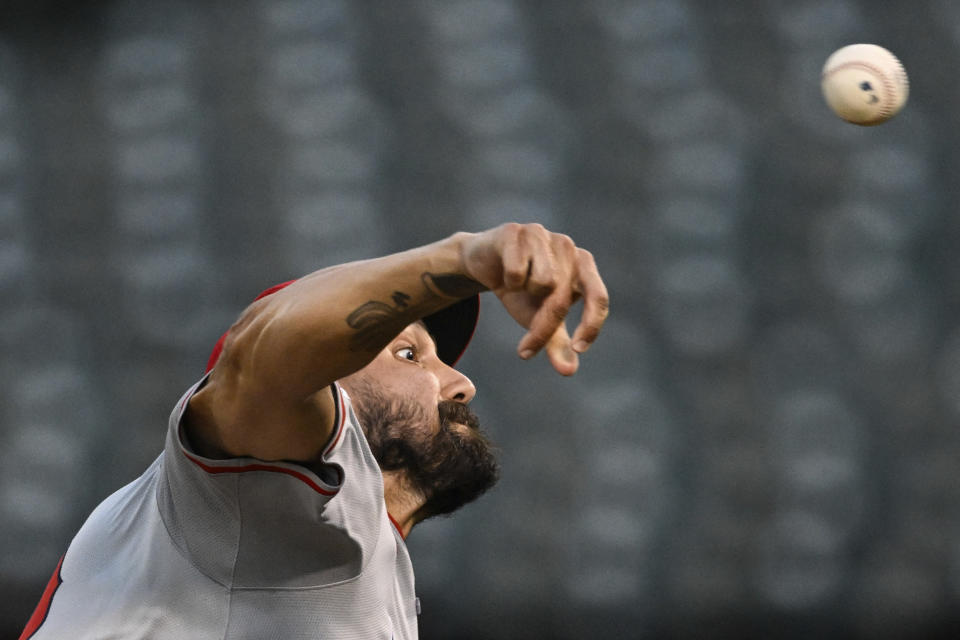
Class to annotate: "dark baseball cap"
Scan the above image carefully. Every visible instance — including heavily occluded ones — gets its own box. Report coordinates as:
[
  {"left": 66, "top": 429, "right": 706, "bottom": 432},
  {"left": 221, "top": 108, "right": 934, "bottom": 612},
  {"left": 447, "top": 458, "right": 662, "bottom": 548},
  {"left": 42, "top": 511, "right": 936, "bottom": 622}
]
[{"left": 206, "top": 280, "right": 479, "bottom": 372}]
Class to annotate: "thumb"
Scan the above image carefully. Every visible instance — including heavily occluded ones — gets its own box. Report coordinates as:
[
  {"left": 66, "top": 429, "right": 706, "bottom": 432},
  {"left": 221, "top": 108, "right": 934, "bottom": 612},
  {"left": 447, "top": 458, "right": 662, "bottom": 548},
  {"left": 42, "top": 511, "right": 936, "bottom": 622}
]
[{"left": 544, "top": 323, "right": 579, "bottom": 376}]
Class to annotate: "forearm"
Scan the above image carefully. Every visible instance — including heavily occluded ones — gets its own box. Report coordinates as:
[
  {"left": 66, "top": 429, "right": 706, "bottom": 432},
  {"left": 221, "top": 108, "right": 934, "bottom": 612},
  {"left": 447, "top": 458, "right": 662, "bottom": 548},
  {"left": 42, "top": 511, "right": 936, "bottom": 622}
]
[{"left": 222, "top": 232, "right": 485, "bottom": 402}]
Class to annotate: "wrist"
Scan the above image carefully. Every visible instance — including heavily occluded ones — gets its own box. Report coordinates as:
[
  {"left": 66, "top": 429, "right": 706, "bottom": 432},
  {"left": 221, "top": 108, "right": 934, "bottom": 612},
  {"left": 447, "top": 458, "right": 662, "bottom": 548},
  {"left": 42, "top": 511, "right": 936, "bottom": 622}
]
[
  {"left": 447, "top": 230, "right": 489, "bottom": 290},
  {"left": 412, "top": 232, "right": 487, "bottom": 301}
]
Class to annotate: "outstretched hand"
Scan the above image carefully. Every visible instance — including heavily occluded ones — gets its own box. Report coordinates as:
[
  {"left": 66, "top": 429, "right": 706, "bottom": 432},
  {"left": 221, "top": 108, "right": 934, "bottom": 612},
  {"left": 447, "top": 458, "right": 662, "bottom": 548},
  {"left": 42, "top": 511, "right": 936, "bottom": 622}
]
[{"left": 460, "top": 223, "right": 609, "bottom": 375}]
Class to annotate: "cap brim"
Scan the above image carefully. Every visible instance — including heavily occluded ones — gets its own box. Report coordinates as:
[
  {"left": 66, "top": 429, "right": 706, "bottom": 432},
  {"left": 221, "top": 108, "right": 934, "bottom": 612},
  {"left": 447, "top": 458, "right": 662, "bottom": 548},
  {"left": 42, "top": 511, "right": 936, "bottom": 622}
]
[
  {"left": 422, "top": 295, "right": 479, "bottom": 367},
  {"left": 206, "top": 281, "right": 479, "bottom": 372}
]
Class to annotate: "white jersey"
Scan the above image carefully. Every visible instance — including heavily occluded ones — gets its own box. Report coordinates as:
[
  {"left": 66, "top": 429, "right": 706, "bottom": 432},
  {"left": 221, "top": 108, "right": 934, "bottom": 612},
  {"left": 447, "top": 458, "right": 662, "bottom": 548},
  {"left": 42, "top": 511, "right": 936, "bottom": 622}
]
[{"left": 22, "top": 377, "right": 420, "bottom": 640}]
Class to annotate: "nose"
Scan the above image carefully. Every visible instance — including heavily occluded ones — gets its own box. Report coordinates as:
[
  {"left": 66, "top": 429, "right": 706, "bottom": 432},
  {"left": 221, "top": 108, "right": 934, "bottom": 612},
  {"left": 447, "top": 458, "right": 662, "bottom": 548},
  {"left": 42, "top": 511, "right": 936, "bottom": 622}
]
[{"left": 439, "top": 365, "right": 476, "bottom": 403}]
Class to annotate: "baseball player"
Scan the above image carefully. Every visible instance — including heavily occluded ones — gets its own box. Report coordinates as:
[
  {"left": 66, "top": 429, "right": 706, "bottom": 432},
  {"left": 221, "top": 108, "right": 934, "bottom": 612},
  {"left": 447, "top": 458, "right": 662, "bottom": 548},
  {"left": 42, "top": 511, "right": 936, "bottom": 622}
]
[{"left": 20, "top": 223, "right": 608, "bottom": 639}]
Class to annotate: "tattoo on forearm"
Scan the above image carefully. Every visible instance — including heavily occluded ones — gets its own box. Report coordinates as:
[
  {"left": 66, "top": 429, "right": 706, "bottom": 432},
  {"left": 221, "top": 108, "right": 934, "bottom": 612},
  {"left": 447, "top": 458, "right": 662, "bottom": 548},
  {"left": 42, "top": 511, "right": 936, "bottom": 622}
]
[
  {"left": 345, "top": 273, "right": 486, "bottom": 354},
  {"left": 346, "top": 298, "right": 408, "bottom": 353}
]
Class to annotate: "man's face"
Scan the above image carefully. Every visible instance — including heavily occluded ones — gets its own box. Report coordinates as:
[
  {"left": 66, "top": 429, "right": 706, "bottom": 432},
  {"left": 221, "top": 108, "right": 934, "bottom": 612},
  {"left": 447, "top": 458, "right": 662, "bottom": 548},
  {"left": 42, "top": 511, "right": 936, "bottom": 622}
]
[{"left": 340, "top": 323, "right": 499, "bottom": 520}]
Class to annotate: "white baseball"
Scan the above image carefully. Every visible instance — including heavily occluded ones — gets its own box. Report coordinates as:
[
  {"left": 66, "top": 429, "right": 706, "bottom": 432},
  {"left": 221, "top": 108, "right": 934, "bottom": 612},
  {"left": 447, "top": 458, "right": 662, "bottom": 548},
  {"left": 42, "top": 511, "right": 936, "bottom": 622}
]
[{"left": 821, "top": 44, "right": 909, "bottom": 126}]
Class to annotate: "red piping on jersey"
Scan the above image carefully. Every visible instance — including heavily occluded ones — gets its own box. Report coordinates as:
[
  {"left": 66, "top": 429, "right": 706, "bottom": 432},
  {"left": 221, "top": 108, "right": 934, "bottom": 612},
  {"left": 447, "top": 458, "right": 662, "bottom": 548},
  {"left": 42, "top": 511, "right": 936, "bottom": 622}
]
[
  {"left": 180, "top": 383, "right": 346, "bottom": 496},
  {"left": 183, "top": 453, "right": 340, "bottom": 496},
  {"left": 387, "top": 512, "right": 407, "bottom": 540},
  {"left": 19, "top": 555, "right": 64, "bottom": 640}
]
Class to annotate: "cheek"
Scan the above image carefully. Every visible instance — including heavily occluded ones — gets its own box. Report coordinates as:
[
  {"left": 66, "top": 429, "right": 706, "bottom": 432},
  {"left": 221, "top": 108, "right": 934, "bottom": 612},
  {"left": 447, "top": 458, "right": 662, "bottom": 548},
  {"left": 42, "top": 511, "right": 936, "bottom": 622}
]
[
  {"left": 388, "top": 376, "right": 438, "bottom": 405},
  {"left": 356, "top": 362, "right": 442, "bottom": 417},
  {"left": 401, "top": 373, "right": 442, "bottom": 402}
]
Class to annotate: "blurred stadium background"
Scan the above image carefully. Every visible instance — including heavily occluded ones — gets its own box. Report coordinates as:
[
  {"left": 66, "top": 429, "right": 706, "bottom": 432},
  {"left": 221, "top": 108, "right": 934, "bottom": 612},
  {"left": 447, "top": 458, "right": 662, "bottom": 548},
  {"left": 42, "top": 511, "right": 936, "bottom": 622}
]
[{"left": 3, "top": 0, "right": 960, "bottom": 638}]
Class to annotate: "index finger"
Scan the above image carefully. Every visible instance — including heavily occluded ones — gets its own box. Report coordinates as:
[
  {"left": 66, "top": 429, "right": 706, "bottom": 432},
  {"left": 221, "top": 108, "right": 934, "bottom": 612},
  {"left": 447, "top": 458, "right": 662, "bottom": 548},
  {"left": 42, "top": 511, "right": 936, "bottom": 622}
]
[
  {"left": 569, "top": 249, "right": 609, "bottom": 353},
  {"left": 516, "top": 287, "right": 575, "bottom": 359}
]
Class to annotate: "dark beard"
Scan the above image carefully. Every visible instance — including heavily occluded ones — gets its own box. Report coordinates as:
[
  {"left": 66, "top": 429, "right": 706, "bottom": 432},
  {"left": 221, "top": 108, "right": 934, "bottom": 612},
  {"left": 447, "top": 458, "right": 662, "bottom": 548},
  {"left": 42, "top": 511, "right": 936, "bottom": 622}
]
[{"left": 348, "top": 381, "right": 500, "bottom": 521}]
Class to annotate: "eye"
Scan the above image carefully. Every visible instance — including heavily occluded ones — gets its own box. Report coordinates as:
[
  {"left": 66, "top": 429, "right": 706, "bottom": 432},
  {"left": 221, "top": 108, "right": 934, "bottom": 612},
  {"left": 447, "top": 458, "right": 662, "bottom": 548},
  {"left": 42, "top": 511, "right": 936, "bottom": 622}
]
[{"left": 396, "top": 345, "right": 420, "bottom": 362}]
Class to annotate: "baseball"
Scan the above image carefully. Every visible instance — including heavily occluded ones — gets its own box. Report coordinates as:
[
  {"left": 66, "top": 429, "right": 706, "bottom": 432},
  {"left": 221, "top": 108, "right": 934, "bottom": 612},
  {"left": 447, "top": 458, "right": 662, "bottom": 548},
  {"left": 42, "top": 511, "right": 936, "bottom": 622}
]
[{"left": 821, "top": 44, "right": 909, "bottom": 126}]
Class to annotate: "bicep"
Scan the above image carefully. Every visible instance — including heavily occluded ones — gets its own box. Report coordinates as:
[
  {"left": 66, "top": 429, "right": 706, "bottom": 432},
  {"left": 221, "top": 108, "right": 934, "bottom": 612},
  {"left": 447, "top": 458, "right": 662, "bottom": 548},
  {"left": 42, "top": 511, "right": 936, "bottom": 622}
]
[
  {"left": 195, "top": 293, "right": 346, "bottom": 456},
  {"left": 185, "top": 349, "right": 339, "bottom": 464}
]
